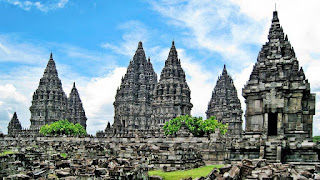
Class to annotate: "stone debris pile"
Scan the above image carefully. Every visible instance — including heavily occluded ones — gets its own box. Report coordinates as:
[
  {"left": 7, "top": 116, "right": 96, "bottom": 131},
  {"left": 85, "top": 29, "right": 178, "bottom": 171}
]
[
  {"left": 2, "top": 152, "right": 148, "bottom": 179},
  {"left": 205, "top": 159, "right": 320, "bottom": 180}
]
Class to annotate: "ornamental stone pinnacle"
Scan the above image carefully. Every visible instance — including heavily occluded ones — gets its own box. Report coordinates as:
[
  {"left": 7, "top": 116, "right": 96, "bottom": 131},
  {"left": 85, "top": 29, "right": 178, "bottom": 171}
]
[
  {"left": 206, "top": 65, "right": 243, "bottom": 137},
  {"left": 7, "top": 112, "right": 22, "bottom": 136},
  {"left": 113, "top": 41, "right": 158, "bottom": 133},
  {"left": 68, "top": 82, "right": 87, "bottom": 129},
  {"left": 151, "top": 41, "right": 193, "bottom": 127}
]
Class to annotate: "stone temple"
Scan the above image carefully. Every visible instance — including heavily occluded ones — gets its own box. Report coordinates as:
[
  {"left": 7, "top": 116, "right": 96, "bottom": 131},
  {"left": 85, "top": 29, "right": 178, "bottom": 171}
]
[
  {"left": 206, "top": 65, "right": 243, "bottom": 137},
  {"left": 228, "top": 10, "right": 317, "bottom": 163},
  {"left": 7, "top": 112, "right": 22, "bottom": 136},
  {"left": 10, "top": 53, "right": 88, "bottom": 134},
  {"left": 112, "top": 42, "right": 158, "bottom": 133},
  {"left": 151, "top": 41, "right": 193, "bottom": 127},
  {"left": 68, "top": 82, "right": 87, "bottom": 130},
  {"left": 243, "top": 11, "right": 316, "bottom": 139},
  {"left": 30, "top": 53, "right": 69, "bottom": 130}
]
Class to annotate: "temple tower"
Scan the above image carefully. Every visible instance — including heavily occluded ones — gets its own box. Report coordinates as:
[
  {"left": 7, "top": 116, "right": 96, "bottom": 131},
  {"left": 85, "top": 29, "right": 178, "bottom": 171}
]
[
  {"left": 30, "top": 53, "right": 68, "bottom": 129},
  {"left": 68, "top": 82, "right": 87, "bottom": 129},
  {"left": 243, "top": 11, "right": 315, "bottom": 139},
  {"left": 151, "top": 41, "right": 193, "bottom": 127},
  {"left": 206, "top": 65, "right": 243, "bottom": 137},
  {"left": 113, "top": 41, "right": 157, "bottom": 133},
  {"left": 7, "top": 112, "right": 22, "bottom": 136}
]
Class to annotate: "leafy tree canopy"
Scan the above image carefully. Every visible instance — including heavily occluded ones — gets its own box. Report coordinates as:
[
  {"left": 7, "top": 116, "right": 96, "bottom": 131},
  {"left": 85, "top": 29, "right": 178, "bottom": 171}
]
[
  {"left": 40, "top": 119, "right": 86, "bottom": 136},
  {"left": 163, "top": 115, "right": 228, "bottom": 137}
]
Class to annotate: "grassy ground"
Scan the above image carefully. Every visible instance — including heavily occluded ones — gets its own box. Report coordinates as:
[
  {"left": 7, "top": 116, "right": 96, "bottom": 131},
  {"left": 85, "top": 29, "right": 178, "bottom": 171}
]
[
  {"left": 148, "top": 165, "right": 223, "bottom": 180},
  {"left": 0, "top": 150, "right": 15, "bottom": 156}
]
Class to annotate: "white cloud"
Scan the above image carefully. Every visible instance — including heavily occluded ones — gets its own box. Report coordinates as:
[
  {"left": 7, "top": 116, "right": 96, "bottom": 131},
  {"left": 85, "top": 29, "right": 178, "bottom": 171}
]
[
  {"left": 79, "top": 67, "right": 127, "bottom": 134},
  {"left": 102, "top": 21, "right": 150, "bottom": 57},
  {"left": 0, "top": 84, "right": 30, "bottom": 134},
  {"left": 4, "top": 0, "right": 68, "bottom": 12},
  {"left": 177, "top": 48, "right": 215, "bottom": 118},
  {"left": 149, "top": 0, "right": 265, "bottom": 68},
  {"left": 0, "top": 35, "right": 48, "bottom": 64}
]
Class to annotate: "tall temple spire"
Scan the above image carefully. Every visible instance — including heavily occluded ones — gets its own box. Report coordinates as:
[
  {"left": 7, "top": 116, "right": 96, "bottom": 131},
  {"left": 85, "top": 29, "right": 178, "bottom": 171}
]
[
  {"left": 8, "top": 112, "right": 22, "bottom": 136},
  {"left": 207, "top": 65, "right": 242, "bottom": 137},
  {"left": 68, "top": 82, "right": 87, "bottom": 130},
  {"left": 152, "top": 41, "right": 193, "bottom": 126},
  {"left": 243, "top": 10, "right": 315, "bottom": 138},
  {"left": 30, "top": 53, "right": 68, "bottom": 129},
  {"left": 112, "top": 41, "right": 157, "bottom": 132},
  {"left": 166, "top": 40, "right": 179, "bottom": 66}
]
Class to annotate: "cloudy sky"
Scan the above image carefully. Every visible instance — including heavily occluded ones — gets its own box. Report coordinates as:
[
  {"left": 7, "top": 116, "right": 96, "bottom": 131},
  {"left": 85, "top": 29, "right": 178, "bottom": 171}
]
[{"left": 0, "top": 0, "right": 319, "bottom": 135}]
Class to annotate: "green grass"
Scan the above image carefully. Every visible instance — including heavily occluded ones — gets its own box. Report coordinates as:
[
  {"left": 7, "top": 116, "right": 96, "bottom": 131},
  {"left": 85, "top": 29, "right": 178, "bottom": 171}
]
[
  {"left": 148, "top": 165, "right": 223, "bottom": 180},
  {"left": 0, "top": 150, "right": 15, "bottom": 156},
  {"left": 60, "top": 153, "right": 67, "bottom": 158}
]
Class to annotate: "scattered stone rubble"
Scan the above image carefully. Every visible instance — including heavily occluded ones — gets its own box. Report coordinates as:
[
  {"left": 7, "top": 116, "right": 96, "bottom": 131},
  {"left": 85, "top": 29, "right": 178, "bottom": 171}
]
[
  {"left": 180, "top": 159, "right": 320, "bottom": 180},
  {"left": 0, "top": 136, "right": 205, "bottom": 179}
]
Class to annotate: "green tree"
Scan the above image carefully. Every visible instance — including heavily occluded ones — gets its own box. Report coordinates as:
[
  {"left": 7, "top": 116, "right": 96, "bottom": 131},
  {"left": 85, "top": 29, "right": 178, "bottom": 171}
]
[
  {"left": 40, "top": 119, "right": 86, "bottom": 136},
  {"left": 163, "top": 115, "right": 228, "bottom": 137}
]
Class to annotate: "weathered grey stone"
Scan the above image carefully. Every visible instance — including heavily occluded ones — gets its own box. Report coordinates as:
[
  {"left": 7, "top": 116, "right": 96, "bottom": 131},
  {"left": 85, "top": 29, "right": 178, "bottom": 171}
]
[
  {"left": 112, "top": 41, "right": 157, "bottom": 133},
  {"left": 149, "top": 175, "right": 163, "bottom": 180},
  {"left": 7, "top": 112, "right": 22, "bottom": 136},
  {"left": 243, "top": 10, "right": 315, "bottom": 139},
  {"left": 206, "top": 65, "right": 243, "bottom": 137},
  {"left": 67, "top": 82, "right": 87, "bottom": 129},
  {"left": 151, "top": 41, "right": 193, "bottom": 126}
]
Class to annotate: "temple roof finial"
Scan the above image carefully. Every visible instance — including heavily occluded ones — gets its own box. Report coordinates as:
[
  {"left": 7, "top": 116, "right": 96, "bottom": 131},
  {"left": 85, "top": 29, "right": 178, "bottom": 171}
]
[
  {"left": 50, "top": 52, "right": 53, "bottom": 60},
  {"left": 138, "top": 41, "right": 143, "bottom": 49},
  {"left": 222, "top": 64, "right": 227, "bottom": 75},
  {"left": 13, "top": 112, "right": 17, "bottom": 118},
  {"left": 272, "top": 9, "right": 279, "bottom": 22},
  {"left": 73, "top": 82, "right": 76, "bottom": 88}
]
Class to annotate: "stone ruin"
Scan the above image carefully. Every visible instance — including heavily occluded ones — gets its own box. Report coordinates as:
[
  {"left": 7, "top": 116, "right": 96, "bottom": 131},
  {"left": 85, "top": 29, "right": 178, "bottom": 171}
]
[{"left": 3, "top": 9, "right": 320, "bottom": 179}]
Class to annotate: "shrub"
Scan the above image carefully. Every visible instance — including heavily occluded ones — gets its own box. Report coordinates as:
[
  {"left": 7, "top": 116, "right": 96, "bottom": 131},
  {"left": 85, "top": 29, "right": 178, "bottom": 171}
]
[
  {"left": 163, "top": 115, "right": 228, "bottom": 137},
  {"left": 313, "top": 136, "right": 320, "bottom": 142},
  {"left": 40, "top": 119, "right": 86, "bottom": 136}
]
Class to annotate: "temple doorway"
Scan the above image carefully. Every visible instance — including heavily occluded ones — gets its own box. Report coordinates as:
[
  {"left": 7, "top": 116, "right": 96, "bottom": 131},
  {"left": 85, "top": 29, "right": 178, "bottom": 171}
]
[{"left": 268, "top": 113, "right": 277, "bottom": 136}]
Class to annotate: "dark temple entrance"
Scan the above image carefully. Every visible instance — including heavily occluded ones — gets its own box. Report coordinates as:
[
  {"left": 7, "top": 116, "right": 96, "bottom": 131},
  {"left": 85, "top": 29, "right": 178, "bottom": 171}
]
[{"left": 268, "top": 113, "right": 278, "bottom": 136}]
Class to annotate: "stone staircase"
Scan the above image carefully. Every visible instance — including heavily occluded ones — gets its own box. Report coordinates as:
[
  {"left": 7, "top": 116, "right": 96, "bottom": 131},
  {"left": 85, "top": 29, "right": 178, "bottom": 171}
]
[{"left": 264, "top": 136, "right": 281, "bottom": 163}]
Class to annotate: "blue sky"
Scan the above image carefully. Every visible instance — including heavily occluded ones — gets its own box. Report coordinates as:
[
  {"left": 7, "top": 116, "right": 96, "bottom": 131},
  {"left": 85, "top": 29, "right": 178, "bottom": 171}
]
[{"left": 0, "top": 0, "right": 319, "bottom": 135}]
